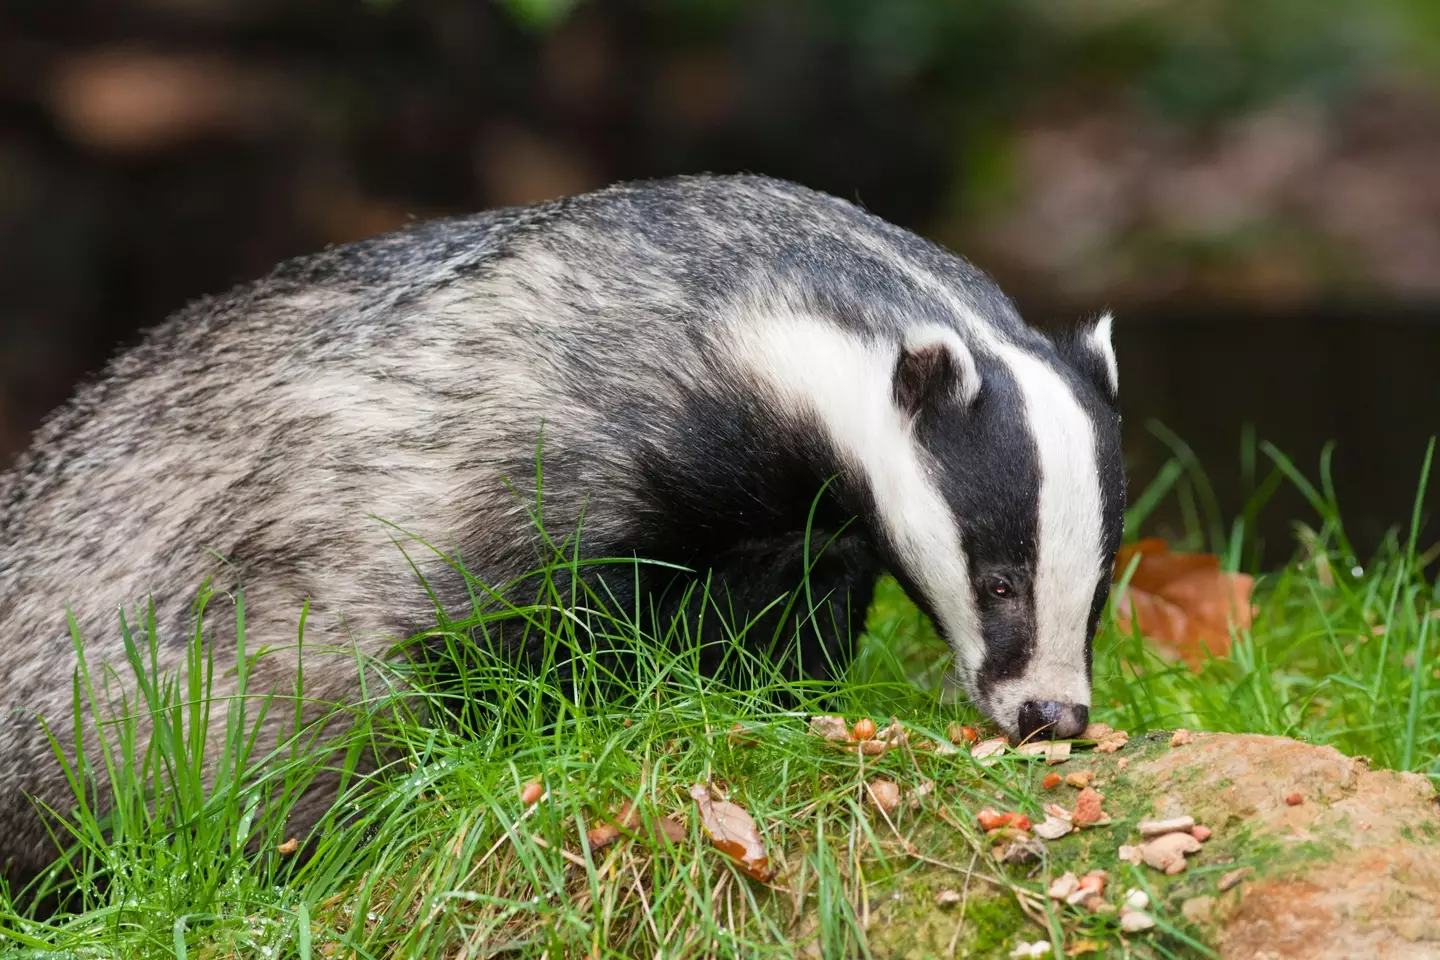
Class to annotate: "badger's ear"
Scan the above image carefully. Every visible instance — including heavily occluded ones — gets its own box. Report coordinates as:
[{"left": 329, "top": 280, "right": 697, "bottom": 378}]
[
  {"left": 893, "top": 325, "right": 981, "bottom": 417},
  {"left": 1064, "top": 311, "right": 1119, "bottom": 402}
]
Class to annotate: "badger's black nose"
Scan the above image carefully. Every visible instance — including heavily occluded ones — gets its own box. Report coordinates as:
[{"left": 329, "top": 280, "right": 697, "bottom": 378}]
[{"left": 1017, "top": 701, "right": 1089, "bottom": 741}]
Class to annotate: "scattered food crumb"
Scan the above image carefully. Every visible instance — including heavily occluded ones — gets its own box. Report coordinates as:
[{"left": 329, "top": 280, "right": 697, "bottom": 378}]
[
  {"left": 1182, "top": 895, "right": 1215, "bottom": 925},
  {"left": 948, "top": 722, "right": 980, "bottom": 745},
  {"left": 1117, "top": 758, "right": 1129, "bottom": 770},
  {"left": 1095, "top": 729, "right": 1130, "bottom": 753},
  {"left": 1191, "top": 824, "right": 1212, "bottom": 842},
  {"left": 1047, "top": 872, "right": 1080, "bottom": 900},
  {"left": 1018, "top": 741, "right": 1071, "bottom": 764},
  {"left": 1071, "top": 786, "right": 1105, "bottom": 825},
  {"left": 520, "top": 780, "right": 544, "bottom": 805},
  {"left": 1137, "top": 815, "right": 1195, "bottom": 837},
  {"left": 809, "top": 715, "right": 851, "bottom": 742},
  {"left": 1009, "top": 938, "right": 1053, "bottom": 958},
  {"left": 1285, "top": 791, "right": 1304, "bottom": 806},
  {"left": 1170, "top": 728, "right": 1195, "bottom": 746},
  {"left": 622, "top": 718, "right": 632, "bottom": 727},
  {"left": 1069, "top": 940, "right": 1102, "bottom": 955},
  {"left": 1034, "top": 815, "right": 1072, "bottom": 840},
  {"left": 907, "top": 780, "right": 935, "bottom": 809},
  {"left": 277, "top": 837, "right": 299, "bottom": 856},
  {"left": 1082, "top": 722, "right": 1113, "bottom": 740},
  {"left": 935, "top": 888, "right": 963, "bottom": 908},
  {"left": 852, "top": 717, "right": 877, "bottom": 741},
  {"left": 1120, "top": 909, "right": 1156, "bottom": 933},
  {"left": 1042, "top": 773, "right": 1062, "bottom": 789},
  {"left": 867, "top": 778, "right": 901, "bottom": 815},
  {"left": 1140, "top": 831, "right": 1203, "bottom": 875},
  {"left": 971, "top": 736, "right": 1008, "bottom": 763},
  {"left": 1125, "top": 888, "right": 1150, "bottom": 911},
  {"left": 1118, "top": 844, "right": 1143, "bottom": 865},
  {"left": 1218, "top": 867, "right": 1252, "bottom": 892},
  {"left": 1065, "top": 770, "right": 1094, "bottom": 789}
]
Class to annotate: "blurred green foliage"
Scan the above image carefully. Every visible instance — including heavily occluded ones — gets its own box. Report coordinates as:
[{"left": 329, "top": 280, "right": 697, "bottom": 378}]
[{"left": 495, "top": 0, "right": 1439, "bottom": 124}]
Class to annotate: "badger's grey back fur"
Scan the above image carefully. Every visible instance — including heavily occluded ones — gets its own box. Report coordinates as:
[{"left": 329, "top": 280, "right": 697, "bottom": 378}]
[{"left": 0, "top": 173, "right": 1123, "bottom": 881}]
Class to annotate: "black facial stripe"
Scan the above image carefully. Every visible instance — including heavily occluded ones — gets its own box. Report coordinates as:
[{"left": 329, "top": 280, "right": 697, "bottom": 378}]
[{"left": 912, "top": 352, "right": 1042, "bottom": 696}]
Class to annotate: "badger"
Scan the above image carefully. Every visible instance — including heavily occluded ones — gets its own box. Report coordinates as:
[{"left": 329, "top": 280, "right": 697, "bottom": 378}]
[{"left": 0, "top": 173, "right": 1123, "bottom": 881}]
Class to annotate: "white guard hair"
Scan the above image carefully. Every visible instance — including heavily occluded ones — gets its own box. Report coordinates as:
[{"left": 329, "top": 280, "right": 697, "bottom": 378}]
[
  {"left": 1089, "top": 311, "right": 1119, "bottom": 396},
  {"left": 901, "top": 324, "right": 981, "bottom": 408},
  {"left": 724, "top": 309, "right": 987, "bottom": 679}
]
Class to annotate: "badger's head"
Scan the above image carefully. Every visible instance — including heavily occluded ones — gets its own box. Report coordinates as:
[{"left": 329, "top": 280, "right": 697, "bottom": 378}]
[
  {"left": 884, "top": 316, "right": 1125, "bottom": 741},
  {"left": 731, "top": 307, "right": 1123, "bottom": 741}
]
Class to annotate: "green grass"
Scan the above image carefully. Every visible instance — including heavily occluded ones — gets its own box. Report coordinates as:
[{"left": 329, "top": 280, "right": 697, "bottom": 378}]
[{"left": 0, "top": 430, "right": 1434, "bottom": 958}]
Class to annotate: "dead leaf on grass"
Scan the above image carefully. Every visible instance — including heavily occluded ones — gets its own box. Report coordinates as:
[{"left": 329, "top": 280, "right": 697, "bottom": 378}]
[
  {"left": 689, "top": 783, "right": 774, "bottom": 882},
  {"left": 1113, "top": 538, "right": 1254, "bottom": 668},
  {"left": 867, "top": 778, "right": 901, "bottom": 815}
]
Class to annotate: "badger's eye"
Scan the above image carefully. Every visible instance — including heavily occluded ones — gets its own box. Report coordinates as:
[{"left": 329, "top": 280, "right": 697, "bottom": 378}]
[{"left": 986, "top": 576, "right": 1015, "bottom": 599}]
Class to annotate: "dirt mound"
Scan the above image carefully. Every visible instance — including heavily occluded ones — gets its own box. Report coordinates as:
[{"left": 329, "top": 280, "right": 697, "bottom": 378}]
[{"left": 1130, "top": 733, "right": 1440, "bottom": 959}]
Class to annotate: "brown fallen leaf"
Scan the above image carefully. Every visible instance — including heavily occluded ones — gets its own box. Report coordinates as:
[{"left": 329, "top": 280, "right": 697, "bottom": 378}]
[
  {"left": 867, "top": 778, "right": 901, "bottom": 815},
  {"left": 1114, "top": 538, "right": 1254, "bottom": 669},
  {"left": 589, "top": 801, "right": 687, "bottom": 851},
  {"left": 1065, "top": 770, "right": 1094, "bottom": 789},
  {"left": 993, "top": 836, "right": 1045, "bottom": 863},
  {"left": 1072, "top": 787, "right": 1105, "bottom": 825},
  {"left": 277, "top": 837, "right": 299, "bottom": 856},
  {"left": 689, "top": 783, "right": 774, "bottom": 882},
  {"left": 1140, "top": 831, "right": 1203, "bottom": 875}
]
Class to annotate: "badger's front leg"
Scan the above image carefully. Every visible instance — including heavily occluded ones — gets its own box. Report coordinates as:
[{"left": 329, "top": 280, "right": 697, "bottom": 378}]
[{"left": 646, "top": 530, "right": 881, "bottom": 689}]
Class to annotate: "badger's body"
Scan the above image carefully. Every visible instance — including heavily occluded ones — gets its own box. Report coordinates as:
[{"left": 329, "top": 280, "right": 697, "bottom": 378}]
[{"left": 0, "top": 174, "right": 1123, "bottom": 880}]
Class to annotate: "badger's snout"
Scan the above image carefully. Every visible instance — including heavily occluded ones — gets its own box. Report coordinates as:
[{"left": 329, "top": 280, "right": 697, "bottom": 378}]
[{"left": 1016, "top": 700, "right": 1089, "bottom": 741}]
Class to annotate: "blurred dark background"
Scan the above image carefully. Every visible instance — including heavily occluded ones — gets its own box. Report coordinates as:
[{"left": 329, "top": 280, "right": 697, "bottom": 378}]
[{"left": 1, "top": 0, "right": 1436, "bottom": 565}]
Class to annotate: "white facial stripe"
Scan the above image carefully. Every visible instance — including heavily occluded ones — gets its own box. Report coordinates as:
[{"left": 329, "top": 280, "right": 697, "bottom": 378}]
[
  {"left": 725, "top": 310, "right": 985, "bottom": 676},
  {"left": 983, "top": 342, "right": 1104, "bottom": 723}
]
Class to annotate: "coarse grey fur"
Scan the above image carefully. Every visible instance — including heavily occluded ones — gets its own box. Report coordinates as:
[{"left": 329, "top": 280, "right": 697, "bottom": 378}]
[{"left": 0, "top": 173, "right": 1121, "bottom": 882}]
